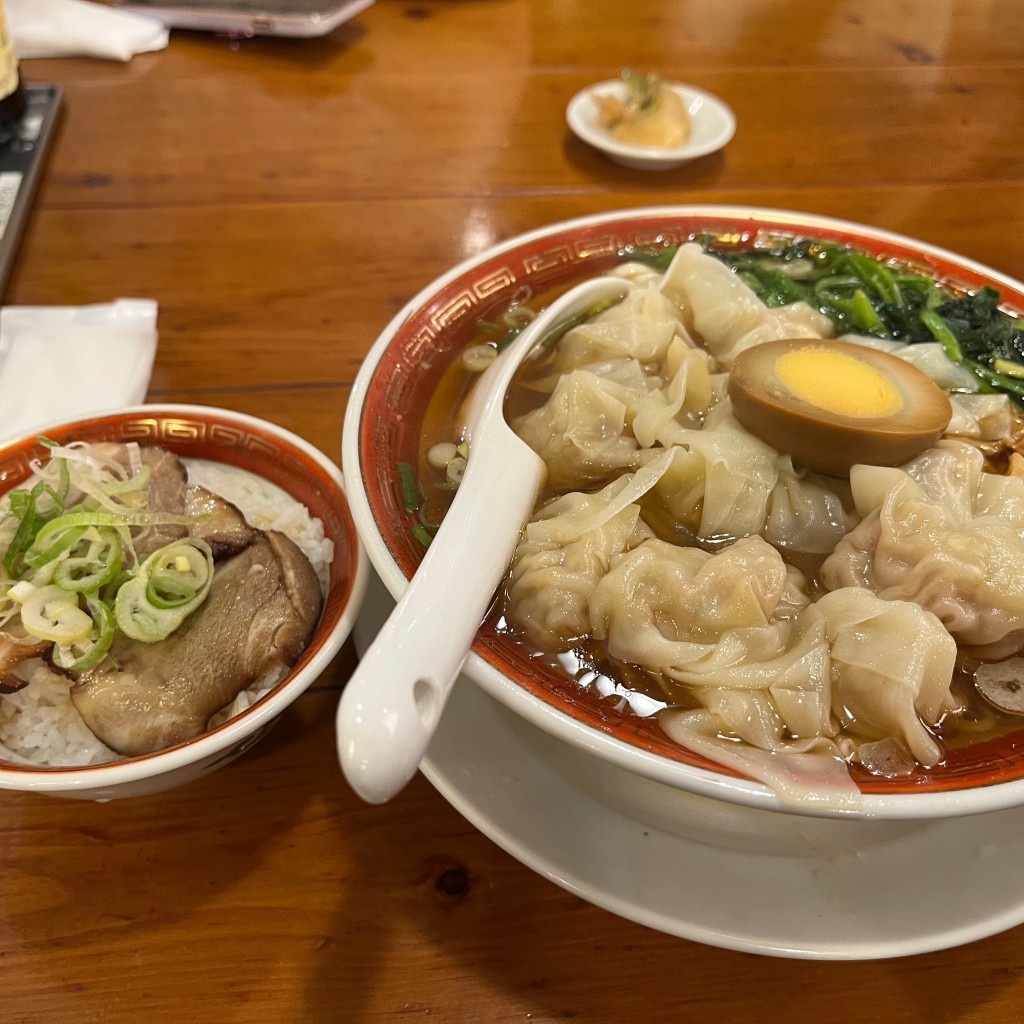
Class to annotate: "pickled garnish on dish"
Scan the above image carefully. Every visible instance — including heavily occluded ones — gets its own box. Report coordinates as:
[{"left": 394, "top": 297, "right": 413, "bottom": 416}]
[
  {"left": 0, "top": 441, "right": 328, "bottom": 763},
  {"left": 592, "top": 70, "right": 691, "bottom": 149}
]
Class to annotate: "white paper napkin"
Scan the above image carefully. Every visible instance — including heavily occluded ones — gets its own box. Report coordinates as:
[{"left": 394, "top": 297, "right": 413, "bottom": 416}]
[
  {"left": 6, "top": 0, "right": 168, "bottom": 62},
  {"left": 0, "top": 298, "right": 158, "bottom": 441}
]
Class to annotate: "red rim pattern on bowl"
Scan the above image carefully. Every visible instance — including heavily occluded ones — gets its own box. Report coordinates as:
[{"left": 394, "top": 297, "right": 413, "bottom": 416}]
[{"left": 358, "top": 208, "right": 1024, "bottom": 797}]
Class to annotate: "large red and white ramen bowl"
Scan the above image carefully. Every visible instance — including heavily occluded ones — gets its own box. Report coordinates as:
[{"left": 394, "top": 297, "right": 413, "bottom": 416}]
[{"left": 342, "top": 206, "right": 1024, "bottom": 822}]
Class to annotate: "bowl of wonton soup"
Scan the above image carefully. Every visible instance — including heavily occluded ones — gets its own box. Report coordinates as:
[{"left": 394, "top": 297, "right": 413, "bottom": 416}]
[
  {"left": 343, "top": 205, "right": 1024, "bottom": 822},
  {"left": 0, "top": 405, "right": 368, "bottom": 800}
]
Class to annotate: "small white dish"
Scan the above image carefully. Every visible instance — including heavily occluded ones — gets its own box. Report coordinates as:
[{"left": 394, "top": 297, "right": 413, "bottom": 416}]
[{"left": 566, "top": 79, "right": 736, "bottom": 170}]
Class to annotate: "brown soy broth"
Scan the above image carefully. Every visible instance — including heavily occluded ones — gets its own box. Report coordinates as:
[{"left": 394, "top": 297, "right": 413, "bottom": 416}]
[
  {"left": 491, "top": 613, "right": 703, "bottom": 712},
  {"left": 935, "top": 659, "right": 1024, "bottom": 751},
  {"left": 416, "top": 351, "right": 473, "bottom": 527},
  {"left": 416, "top": 260, "right": 1024, "bottom": 774},
  {"left": 416, "top": 278, "right": 582, "bottom": 523}
]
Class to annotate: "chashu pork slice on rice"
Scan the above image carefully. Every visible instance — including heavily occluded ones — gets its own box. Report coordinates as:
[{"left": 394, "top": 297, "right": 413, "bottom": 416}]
[
  {"left": 127, "top": 444, "right": 259, "bottom": 558},
  {"left": 67, "top": 530, "right": 322, "bottom": 756}
]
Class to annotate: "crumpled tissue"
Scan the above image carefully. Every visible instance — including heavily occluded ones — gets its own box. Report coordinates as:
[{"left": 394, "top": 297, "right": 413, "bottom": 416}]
[
  {"left": 0, "top": 298, "right": 158, "bottom": 441},
  {"left": 6, "top": 0, "right": 168, "bottom": 62}
]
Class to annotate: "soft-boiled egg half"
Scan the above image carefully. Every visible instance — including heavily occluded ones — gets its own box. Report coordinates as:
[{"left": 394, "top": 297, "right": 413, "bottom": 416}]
[{"left": 728, "top": 339, "right": 953, "bottom": 476}]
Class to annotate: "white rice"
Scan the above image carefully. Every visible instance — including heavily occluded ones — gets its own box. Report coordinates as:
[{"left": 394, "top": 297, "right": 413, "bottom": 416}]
[
  {"left": 0, "top": 458, "right": 333, "bottom": 768},
  {"left": 0, "top": 664, "right": 118, "bottom": 766}
]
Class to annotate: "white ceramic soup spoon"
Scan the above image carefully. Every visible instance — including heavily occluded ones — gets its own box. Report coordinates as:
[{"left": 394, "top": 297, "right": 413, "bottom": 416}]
[{"left": 336, "top": 275, "right": 631, "bottom": 804}]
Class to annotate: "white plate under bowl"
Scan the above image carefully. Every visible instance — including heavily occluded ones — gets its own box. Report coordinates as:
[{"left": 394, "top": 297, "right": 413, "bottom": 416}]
[
  {"left": 354, "top": 571, "right": 1024, "bottom": 960},
  {"left": 566, "top": 79, "right": 736, "bottom": 169}
]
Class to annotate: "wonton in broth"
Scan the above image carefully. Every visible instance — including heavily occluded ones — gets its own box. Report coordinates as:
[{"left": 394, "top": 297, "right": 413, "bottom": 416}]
[{"left": 419, "top": 236, "right": 1024, "bottom": 810}]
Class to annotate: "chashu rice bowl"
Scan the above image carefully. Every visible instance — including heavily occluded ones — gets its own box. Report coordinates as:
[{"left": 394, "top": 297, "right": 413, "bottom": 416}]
[{"left": 0, "top": 406, "right": 367, "bottom": 799}]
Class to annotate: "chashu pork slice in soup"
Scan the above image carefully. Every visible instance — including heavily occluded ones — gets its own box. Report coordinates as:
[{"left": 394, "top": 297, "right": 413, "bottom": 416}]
[{"left": 68, "top": 530, "right": 322, "bottom": 756}]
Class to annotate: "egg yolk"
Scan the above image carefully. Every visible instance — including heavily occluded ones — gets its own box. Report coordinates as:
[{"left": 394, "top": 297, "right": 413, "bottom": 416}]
[{"left": 772, "top": 347, "right": 904, "bottom": 419}]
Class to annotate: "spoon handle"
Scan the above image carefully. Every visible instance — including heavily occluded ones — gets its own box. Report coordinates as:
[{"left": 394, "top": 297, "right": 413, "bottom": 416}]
[{"left": 336, "top": 428, "right": 545, "bottom": 804}]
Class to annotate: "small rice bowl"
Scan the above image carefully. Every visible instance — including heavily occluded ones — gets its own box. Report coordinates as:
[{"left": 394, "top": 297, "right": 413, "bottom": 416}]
[{"left": 0, "top": 458, "right": 334, "bottom": 768}]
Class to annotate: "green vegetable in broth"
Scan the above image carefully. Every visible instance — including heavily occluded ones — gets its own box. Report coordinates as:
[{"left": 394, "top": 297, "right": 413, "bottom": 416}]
[{"left": 396, "top": 461, "right": 441, "bottom": 549}]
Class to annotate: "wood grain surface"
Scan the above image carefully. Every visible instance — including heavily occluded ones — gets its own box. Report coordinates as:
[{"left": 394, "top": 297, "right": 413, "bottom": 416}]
[{"left": 2, "top": 1, "right": 1024, "bottom": 1021}]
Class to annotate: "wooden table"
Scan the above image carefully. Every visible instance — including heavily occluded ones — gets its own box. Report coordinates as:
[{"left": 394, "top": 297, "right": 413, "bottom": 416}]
[{"left": 2, "top": 1, "right": 1023, "bottom": 1020}]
